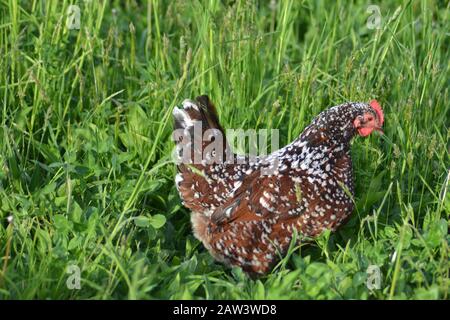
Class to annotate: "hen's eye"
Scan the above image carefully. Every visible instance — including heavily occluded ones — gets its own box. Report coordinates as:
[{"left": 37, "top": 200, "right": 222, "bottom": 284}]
[{"left": 368, "top": 116, "right": 373, "bottom": 121}]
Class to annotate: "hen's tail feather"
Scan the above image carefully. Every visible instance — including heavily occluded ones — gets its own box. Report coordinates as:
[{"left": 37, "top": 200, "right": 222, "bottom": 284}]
[
  {"left": 173, "top": 95, "right": 231, "bottom": 215},
  {"left": 195, "top": 95, "right": 224, "bottom": 133},
  {"left": 173, "top": 95, "right": 230, "bottom": 165},
  {"left": 173, "top": 95, "right": 224, "bottom": 133}
]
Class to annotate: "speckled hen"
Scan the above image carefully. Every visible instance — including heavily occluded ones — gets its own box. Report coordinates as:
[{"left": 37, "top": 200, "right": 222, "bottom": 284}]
[{"left": 172, "top": 95, "right": 384, "bottom": 275}]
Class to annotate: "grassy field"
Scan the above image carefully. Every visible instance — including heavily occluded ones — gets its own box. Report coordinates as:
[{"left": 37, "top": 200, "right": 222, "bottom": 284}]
[{"left": 0, "top": 0, "right": 448, "bottom": 300}]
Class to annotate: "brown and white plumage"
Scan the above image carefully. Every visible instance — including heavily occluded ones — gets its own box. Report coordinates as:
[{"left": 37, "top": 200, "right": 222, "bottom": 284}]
[{"left": 173, "top": 95, "right": 384, "bottom": 275}]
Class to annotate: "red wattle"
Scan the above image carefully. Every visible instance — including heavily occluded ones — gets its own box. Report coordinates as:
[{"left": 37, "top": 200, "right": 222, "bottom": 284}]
[{"left": 358, "top": 127, "right": 373, "bottom": 137}]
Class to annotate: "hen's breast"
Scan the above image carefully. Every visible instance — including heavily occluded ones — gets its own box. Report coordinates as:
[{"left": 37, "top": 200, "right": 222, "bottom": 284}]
[{"left": 272, "top": 139, "right": 355, "bottom": 235}]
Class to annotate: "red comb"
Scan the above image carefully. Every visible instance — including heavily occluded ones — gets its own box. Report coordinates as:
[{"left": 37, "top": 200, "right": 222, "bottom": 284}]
[{"left": 370, "top": 99, "right": 384, "bottom": 125}]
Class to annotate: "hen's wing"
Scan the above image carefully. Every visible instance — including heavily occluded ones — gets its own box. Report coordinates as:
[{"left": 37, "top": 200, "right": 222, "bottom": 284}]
[{"left": 205, "top": 168, "right": 310, "bottom": 272}]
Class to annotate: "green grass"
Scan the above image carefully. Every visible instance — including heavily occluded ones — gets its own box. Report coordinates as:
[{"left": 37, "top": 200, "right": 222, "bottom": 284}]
[{"left": 0, "top": 0, "right": 448, "bottom": 300}]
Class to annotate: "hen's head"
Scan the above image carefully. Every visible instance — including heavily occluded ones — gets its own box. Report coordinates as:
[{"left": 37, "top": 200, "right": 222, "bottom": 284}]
[
  {"left": 352, "top": 100, "right": 384, "bottom": 137},
  {"left": 305, "top": 100, "right": 384, "bottom": 145}
]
